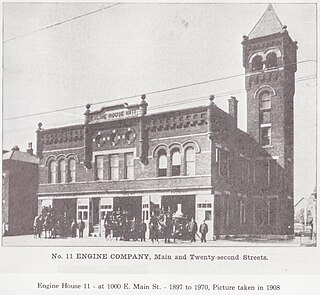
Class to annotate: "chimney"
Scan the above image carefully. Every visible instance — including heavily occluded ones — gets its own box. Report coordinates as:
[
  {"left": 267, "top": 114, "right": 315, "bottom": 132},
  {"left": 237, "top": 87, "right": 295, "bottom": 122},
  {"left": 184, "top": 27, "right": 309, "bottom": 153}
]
[
  {"left": 11, "top": 145, "right": 20, "bottom": 151},
  {"left": 27, "top": 142, "right": 33, "bottom": 155},
  {"left": 228, "top": 96, "right": 238, "bottom": 127}
]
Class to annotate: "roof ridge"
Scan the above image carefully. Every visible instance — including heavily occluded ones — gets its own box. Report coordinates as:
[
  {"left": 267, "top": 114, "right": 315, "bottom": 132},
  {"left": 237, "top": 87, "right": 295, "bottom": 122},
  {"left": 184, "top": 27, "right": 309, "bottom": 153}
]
[{"left": 248, "top": 4, "right": 284, "bottom": 40}]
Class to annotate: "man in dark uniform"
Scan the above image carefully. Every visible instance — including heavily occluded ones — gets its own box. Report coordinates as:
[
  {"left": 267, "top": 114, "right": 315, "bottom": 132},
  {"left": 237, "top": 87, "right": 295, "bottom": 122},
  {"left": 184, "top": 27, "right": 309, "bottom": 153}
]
[
  {"left": 122, "top": 216, "right": 130, "bottom": 241},
  {"left": 70, "top": 219, "right": 78, "bottom": 238},
  {"left": 187, "top": 217, "right": 198, "bottom": 242},
  {"left": 149, "top": 214, "right": 159, "bottom": 243},
  {"left": 140, "top": 219, "right": 147, "bottom": 242},
  {"left": 104, "top": 214, "right": 111, "bottom": 240},
  {"left": 78, "top": 218, "right": 85, "bottom": 238},
  {"left": 199, "top": 220, "right": 208, "bottom": 242}
]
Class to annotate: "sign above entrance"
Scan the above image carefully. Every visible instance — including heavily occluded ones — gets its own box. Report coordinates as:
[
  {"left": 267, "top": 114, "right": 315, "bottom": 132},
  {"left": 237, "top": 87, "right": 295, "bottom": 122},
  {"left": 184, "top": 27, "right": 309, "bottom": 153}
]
[
  {"left": 86, "top": 96, "right": 148, "bottom": 124},
  {"left": 89, "top": 105, "right": 142, "bottom": 123}
]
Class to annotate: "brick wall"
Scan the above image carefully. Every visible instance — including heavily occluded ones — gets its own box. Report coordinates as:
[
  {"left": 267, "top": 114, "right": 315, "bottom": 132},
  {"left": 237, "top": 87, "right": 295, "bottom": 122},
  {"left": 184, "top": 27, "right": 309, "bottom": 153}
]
[
  {"left": 4, "top": 160, "right": 38, "bottom": 235},
  {"left": 39, "top": 106, "right": 212, "bottom": 188},
  {"left": 38, "top": 101, "right": 293, "bottom": 237}
]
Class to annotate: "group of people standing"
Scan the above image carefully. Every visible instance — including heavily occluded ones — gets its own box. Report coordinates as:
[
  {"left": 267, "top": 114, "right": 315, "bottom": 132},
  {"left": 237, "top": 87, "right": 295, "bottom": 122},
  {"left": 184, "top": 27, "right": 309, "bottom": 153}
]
[
  {"left": 187, "top": 218, "right": 209, "bottom": 243},
  {"left": 149, "top": 209, "right": 174, "bottom": 243},
  {"left": 33, "top": 205, "right": 209, "bottom": 243},
  {"left": 103, "top": 208, "right": 147, "bottom": 241},
  {"left": 33, "top": 206, "right": 86, "bottom": 239},
  {"left": 33, "top": 205, "right": 60, "bottom": 239},
  {"left": 70, "top": 219, "right": 85, "bottom": 238},
  {"left": 149, "top": 208, "right": 209, "bottom": 243}
]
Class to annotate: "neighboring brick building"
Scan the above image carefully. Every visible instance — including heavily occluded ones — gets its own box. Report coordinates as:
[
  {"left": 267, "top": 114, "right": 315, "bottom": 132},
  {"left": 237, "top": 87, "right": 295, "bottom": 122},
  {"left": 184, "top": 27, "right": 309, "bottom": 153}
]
[
  {"left": 2, "top": 144, "right": 39, "bottom": 236},
  {"left": 36, "top": 5, "right": 295, "bottom": 239}
]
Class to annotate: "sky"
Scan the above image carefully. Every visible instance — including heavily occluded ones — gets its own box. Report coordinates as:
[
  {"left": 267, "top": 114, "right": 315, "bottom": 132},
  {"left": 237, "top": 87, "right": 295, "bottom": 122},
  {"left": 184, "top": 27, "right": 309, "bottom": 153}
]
[{"left": 2, "top": 2, "right": 317, "bottom": 202}]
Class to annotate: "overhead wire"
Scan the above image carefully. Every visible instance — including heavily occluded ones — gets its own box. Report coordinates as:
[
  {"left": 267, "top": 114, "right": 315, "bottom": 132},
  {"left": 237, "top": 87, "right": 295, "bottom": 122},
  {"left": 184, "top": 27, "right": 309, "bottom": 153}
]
[
  {"left": 3, "top": 3, "right": 120, "bottom": 43},
  {"left": 3, "top": 59, "right": 316, "bottom": 121},
  {"left": 3, "top": 74, "right": 316, "bottom": 135}
]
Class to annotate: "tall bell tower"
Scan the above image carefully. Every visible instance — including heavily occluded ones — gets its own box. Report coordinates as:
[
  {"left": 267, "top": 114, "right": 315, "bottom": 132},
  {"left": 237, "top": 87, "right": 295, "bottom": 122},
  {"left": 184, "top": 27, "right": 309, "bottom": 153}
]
[{"left": 242, "top": 4, "right": 297, "bottom": 178}]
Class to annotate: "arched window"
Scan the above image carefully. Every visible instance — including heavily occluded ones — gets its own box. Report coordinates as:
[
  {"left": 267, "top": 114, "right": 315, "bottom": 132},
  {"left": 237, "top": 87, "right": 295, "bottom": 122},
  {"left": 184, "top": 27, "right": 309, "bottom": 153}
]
[
  {"left": 171, "top": 149, "right": 181, "bottom": 176},
  {"left": 260, "top": 91, "right": 271, "bottom": 109},
  {"left": 48, "top": 161, "right": 56, "bottom": 184},
  {"left": 265, "top": 52, "right": 277, "bottom": 68},
  {"left": 68, "top": 158, "right": 76, "bottom": 182},
  {"left": 58, "top": 159, "right": 66, "bottom": 183},
  {"left": 252, "top": 55, "right": 263, "bottom": 71},
  {"left": 259, "top": 91, "right": 272, "bottom": 146},
  {"left": 185, "top": 147, "right": 195, "bottom": 176},
  {"left": 158, "top": 150, "right": 167, "bottom": 177}
]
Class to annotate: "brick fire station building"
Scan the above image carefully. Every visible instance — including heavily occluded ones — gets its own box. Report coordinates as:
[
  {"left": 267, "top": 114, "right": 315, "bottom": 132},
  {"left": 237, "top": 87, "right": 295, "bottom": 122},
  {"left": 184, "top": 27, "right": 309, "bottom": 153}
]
[{"left": 36, "top": 5, "right": 295, "bottom": 239}]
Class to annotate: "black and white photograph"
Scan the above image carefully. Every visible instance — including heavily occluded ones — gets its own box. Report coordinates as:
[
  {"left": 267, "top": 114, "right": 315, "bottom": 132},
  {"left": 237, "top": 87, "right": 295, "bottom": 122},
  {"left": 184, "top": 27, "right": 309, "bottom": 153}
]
[{"left": 1, "top": 2, "right": 317, "bottom": 250}]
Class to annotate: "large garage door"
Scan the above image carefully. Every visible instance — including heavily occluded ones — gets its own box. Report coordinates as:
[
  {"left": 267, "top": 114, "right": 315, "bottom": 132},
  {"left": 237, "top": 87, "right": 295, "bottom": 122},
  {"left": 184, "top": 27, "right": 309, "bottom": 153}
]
[
  {"left": 161, "top": 195, "right": 195, "bottom": 221},
  {"left": 52, "top": 198, "right": 77, "bottom": 236},
  {"left": 113, "top": 196, "right": 142, "bottom": 220}
]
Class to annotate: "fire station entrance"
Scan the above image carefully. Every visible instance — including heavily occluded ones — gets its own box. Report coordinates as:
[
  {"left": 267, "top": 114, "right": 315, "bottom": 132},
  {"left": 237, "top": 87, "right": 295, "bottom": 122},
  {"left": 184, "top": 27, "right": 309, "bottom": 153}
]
[
  {"left": 113, "top": 196, "right": 142, "bottom": 220},
  {"left": 52, "top": 198, "right": 77, "bottom": 236},
  {"left": 161, "top": 195, "right": 196, "bottom": 220}
]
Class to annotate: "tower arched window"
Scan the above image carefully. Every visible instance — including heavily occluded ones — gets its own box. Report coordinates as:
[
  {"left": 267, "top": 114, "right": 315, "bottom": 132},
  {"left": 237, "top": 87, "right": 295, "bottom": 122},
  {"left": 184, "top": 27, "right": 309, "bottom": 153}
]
[
  {"left": 259, "top": 91, "right": 272, "bottom": 146},
  {"left": 158, "top": 150, "right": 167, "bottom": 177},
  {"left": 252, "top": 55, "right": 263, "bottom": 71},
  {"left": 185, "top": 147, "right": 195, "bottom": 176},
  {"left": 260, "top": 91, "right": 271, "bottom": 109},
  {"left": 171, "top": 149, "right": 181, "bottom": 176},
  {"left": 48, "top": 160, "right": 56, "bottom": 184},
  {"left": 58, "top": 159, "right": 66, "bottom": 183},
  {"left": 68, "top": 158, "right": 76, "bottom": 182},
  {"left": 265, "top": 52, "right": 277, "bottom": 68}
]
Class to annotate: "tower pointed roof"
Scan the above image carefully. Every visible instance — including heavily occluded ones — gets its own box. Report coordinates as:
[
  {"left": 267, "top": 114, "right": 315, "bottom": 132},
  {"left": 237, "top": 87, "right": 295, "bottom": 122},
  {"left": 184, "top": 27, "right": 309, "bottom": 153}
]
[{"left": 248, "top": 4, "right": 283, "bottom": 39}]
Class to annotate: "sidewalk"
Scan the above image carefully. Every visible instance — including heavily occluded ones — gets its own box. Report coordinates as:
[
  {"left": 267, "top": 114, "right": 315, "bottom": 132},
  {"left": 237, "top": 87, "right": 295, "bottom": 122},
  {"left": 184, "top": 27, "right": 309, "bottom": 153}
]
[{"left": 2, "top": 234, "right": 315, "bottom": 247}]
